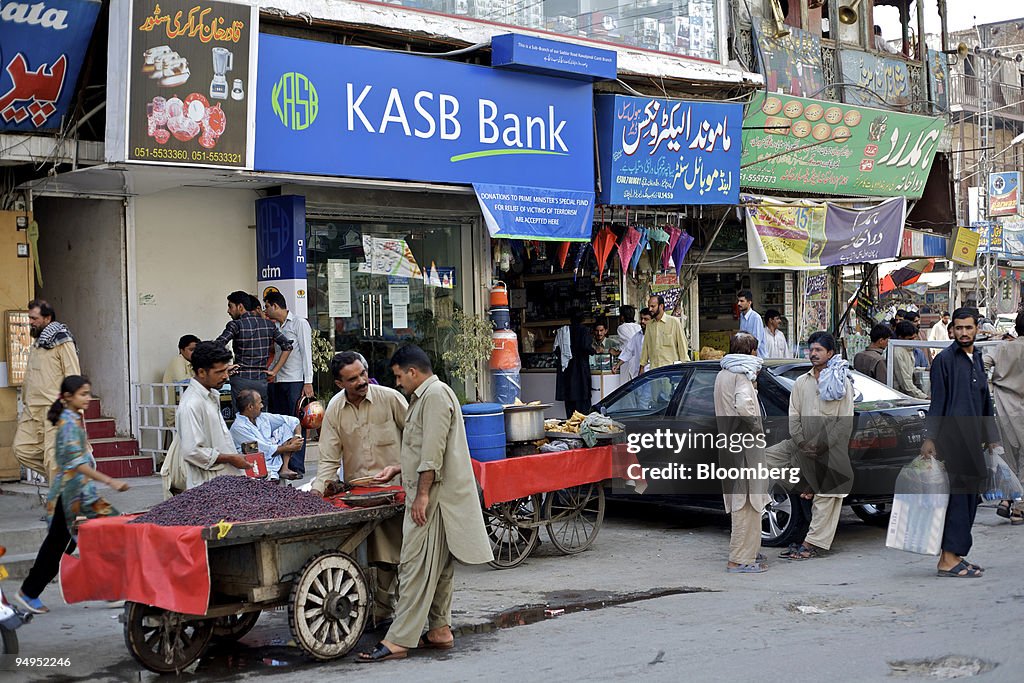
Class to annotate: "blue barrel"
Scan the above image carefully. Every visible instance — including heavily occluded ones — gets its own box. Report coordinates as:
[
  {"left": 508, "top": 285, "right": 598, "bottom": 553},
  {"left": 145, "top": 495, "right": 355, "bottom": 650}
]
[
  {"left": 492, "top": 369, "right": 521, "bottom": 405},
  {"left": 461, "top": 403, "right": 506, "bottom": 462},
  {"left": 489, "top": 307, "right": 511, "bottom": 330}
]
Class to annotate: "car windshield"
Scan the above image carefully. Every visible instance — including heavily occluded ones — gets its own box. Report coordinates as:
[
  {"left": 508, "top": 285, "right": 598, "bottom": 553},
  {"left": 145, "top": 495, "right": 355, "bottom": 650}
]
[{"left": 770, "top": 366, "right": 910, "bottom": 403}]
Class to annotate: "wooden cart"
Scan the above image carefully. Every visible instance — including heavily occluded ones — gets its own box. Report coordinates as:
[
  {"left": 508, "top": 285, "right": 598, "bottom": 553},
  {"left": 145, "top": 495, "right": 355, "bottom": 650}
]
[
  {"left": 474, "top": 446, "right": 623, "bottom": 569},
  {"left": 121, "top": 503, "right": 401, "bottom": 673}
]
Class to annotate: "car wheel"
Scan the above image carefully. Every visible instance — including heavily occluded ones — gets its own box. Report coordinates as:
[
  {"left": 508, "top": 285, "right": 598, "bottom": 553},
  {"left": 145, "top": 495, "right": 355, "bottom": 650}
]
[
  {"left": 761, "top": 484, "right": 808, "bottom": 547},
  {"left": 852, "top": 503, "right": 891, "bottom": 527}
]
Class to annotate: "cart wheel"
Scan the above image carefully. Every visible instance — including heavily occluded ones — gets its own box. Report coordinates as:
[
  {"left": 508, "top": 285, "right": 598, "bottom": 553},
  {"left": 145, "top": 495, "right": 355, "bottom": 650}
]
[
  {"left": 212, "top": 610, "right": 261, "bottom": 641},
  {"left": 288, "top": 551, "right": 369, "bottom": 660},
  {"left": 544, "top": 483, "right": 606, "bottom": 554},
  {"left": 483, "top": 494, "right": 541, "bottom": 569},
  {"left": 123, "top": 601, "right": 214, "bottom": 674}
]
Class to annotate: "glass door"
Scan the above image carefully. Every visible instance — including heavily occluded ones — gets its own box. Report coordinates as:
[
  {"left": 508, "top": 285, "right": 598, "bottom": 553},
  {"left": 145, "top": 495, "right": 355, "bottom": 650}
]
[{"left": 307, "top": 218, "right": 469, "bottom": 396}]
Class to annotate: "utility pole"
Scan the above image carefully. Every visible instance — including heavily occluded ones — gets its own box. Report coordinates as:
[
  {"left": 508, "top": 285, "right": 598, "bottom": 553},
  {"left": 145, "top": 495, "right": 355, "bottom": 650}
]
[{"left": 977, "top": 23, "right": 999, "bottom": 315}]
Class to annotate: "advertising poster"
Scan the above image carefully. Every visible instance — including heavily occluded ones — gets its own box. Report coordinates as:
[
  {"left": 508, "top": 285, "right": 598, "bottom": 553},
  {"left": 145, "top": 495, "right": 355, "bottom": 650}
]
[
  {"left": 989, "top": 172, "right": 1021, "bottom": 217},
  {"left": 817, "top": 197, "right": 907, "bottom": 266},
  {"left": 5, "top": 311, "right": 31, "bottom": 387},
  {"left": 755, "top": 20, "right": 824, "bottom": 98},
  {"left": 927, "top": 50, "right": 950, "bottom": 113},
  {"left": 800, "top": 272, "right": 831, "bottom": 346},
  {"left": 595, "top": 94, "right": 742, "bottom": 205},
  {"left": 474, "top": 184, "right": 595, "bottom": 241},
  {"left": 0, "top": 0, "right": 101, "bottom": 132},
  {"left": 839, "top": 49, "right": 913, "bottom": 108},
  {"left": 125, "top": 0, "right": 257, "bottom": 167},
  {"left": 741, "top": 92, "right": 945, "bottom": 198}
]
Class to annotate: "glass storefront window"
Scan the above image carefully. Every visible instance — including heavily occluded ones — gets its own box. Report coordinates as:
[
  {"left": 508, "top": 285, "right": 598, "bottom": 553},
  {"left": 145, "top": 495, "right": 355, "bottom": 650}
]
[
  {"left": 362, "top": 0, "right": 720, "bottom": 62},
  {"left": 307, "top": 219, "right": 469, "bottom": 399}
]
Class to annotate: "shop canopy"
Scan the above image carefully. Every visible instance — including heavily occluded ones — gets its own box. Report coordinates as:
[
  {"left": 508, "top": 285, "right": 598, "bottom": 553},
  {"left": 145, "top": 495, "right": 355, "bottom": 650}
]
[{"left": 474, "top": 183, "right": 596, "bottom": 242}]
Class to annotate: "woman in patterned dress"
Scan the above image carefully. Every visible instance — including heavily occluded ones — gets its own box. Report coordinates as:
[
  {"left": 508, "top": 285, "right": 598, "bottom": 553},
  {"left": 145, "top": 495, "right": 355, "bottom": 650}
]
[{"left": 14, "top": 375, "right": 129, "bottom": 614}]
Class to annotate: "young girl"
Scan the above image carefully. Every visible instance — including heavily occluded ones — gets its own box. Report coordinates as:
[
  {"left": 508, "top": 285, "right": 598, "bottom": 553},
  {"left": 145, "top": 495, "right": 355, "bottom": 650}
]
[{"left": 15, "top": 375, "right": 129, "bottom": 615}]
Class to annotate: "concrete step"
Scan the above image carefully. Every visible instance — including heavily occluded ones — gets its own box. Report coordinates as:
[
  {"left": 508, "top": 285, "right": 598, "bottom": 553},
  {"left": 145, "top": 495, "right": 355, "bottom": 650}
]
[
  {"left": 94, "top": 456, "right": 153, "bottom": 479},
  {"left": 0, "top": 526, "right": 47, "bottom": 557},
  {"left": 85, "top": 418, "right": 116, "bottom": 440},
  {"left": 91, "top": 438, "right": 139, "bottom": 460},
  {"left": 0, "top": 552, "right": 36, "bottom": 581}
]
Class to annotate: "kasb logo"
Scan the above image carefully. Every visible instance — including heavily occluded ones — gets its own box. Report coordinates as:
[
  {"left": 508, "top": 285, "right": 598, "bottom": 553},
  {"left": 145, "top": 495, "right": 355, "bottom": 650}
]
[{"left": 272, "top": 72, "right": 319, "bottom": 131}]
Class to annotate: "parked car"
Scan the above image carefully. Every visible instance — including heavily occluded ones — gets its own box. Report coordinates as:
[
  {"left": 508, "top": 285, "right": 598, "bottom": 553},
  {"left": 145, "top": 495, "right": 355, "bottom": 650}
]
[{"left": 595, "top": 360, "right": 929, "bottom": 547}]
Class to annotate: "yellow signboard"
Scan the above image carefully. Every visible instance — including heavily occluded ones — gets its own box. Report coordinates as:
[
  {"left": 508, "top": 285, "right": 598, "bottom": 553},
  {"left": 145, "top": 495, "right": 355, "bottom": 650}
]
[
  {"left": 5, "top": 311, "right": 31, "bottom": 387},
  {"left": 949, "top": 227, "right": 980, "bottom": 267}
]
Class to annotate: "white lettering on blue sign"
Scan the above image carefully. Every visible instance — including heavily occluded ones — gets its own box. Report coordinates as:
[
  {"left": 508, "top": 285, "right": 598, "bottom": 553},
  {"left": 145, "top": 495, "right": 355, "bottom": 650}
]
[{"left": 0, "top": 1, "right": 69, "bottom": 30}]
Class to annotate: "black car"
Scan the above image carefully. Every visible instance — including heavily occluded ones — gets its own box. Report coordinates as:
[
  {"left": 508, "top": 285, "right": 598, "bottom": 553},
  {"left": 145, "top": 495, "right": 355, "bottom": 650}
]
[{"left": 595, "top": 360, "right": 929, "bottom": 547}]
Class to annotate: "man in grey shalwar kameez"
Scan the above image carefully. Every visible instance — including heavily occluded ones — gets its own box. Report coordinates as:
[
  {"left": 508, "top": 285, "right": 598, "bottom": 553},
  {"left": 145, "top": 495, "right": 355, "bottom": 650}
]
[
  {"left": 358, "top": 345, "right": 493, "bottom": 662},
  {"left": 983, "top": 312, "right": 1024, "bottom": 524}
]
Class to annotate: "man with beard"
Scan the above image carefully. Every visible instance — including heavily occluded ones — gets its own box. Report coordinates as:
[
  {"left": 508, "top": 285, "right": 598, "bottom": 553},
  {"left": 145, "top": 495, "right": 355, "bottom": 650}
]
[
  {"left": 923, "top": 308, "right": 999, "bottom": 577},
  {"left": 314, "top": 351, "right": 407, "bottom": 628},
  {"left": 215, "top": 291, "right": 293, "bottom": 412},
  {"left": 14, "top": 300, "right": 80, "bottom": 481}
]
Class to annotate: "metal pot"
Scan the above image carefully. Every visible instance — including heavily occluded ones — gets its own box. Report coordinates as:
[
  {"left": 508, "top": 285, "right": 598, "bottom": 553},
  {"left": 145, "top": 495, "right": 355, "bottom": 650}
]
[{"left": 503, "top": 404, "right": 551, "bottom": 442}]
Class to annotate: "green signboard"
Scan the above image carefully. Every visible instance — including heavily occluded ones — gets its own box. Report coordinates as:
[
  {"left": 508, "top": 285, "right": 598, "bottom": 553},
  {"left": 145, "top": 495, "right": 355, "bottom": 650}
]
[{"left": 740, "top": 92, "right": 946, "bottom": 198}]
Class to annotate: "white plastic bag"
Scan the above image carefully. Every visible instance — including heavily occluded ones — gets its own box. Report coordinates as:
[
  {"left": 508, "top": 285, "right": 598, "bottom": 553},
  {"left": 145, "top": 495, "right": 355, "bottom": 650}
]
[
  {"left": 886, "top": 455, "right": 949, "bottom": 556},
  {"left": 983, "top": 446, "right": 1024, "bottom": 502}
]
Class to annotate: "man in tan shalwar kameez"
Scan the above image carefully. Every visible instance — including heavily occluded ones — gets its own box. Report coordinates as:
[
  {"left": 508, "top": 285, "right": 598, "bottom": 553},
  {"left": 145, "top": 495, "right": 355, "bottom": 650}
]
[
  {"left": 715, "top": 332, "right": 771, "bottom": 573},
  {"left": 765, "top": 332, "right": 854, "bottom": 560},
  {"left": 14, "top": 300, "right": 80, "bottom": 482},
  {"left": 983, "top": 312, "right": 1024, "bottom": 523},
  {"left": 358, "top": 345, "right": 493, "bottom": 662},
  {"left": 314, "top": 351, "right": 408, "bottom": 625}
]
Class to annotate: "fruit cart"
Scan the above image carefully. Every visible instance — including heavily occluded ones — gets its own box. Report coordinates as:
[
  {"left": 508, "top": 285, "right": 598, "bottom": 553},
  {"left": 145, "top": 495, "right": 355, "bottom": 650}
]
[
  {"left": 474, "top": 444, "right": 636, "bottom": 569},
  {"left": 62, "top": 500, "right": 402, "bottom": 673}
]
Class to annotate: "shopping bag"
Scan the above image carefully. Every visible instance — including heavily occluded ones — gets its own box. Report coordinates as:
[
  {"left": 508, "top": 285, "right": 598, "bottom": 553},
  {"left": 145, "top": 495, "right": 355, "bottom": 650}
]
[
  {"left": 159, "top": 435, "right": 186, "bottom": 499},
  {"left": 982, "top": 446, "right": 1024, "bottom": 502},
  {"left": 886, "top": 455, "right": 949, "bottom": 556}
]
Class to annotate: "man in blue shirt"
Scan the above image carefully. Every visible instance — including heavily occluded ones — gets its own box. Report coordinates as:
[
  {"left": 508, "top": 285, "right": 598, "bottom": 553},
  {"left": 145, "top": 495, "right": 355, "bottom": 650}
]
[
  {"left": 737, "top": 289, "right": 767, "bottom": 359},
  {"left": 229, "top": 389, "right": 303, "bottom": 481},
  {"left": 921, "top": 307, "right": 999, "bottom": 578}
]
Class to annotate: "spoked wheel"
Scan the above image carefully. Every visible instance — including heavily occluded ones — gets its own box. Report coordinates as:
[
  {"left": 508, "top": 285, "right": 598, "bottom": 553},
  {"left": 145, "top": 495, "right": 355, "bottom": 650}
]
[
  {"left": 761, "top": 484, "right": 808, "bottom": 548},
  {"left": 212, "top": 610, "right": 261, "bottom": 641},
  {"left": 288, "top": 551, "right": 369, "bottom": 660},
  {"left": 544, "top": 484, "right": 606, "bottom": 554},
  {"left": 123, "top": 602, "right": 214, "bottom": 674},
  {"left": 483, "top": 494, "right": 542, "bottom": 569}
]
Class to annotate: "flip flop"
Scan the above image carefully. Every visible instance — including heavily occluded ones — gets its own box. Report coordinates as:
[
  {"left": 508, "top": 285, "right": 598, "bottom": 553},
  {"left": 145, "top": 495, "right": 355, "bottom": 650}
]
[
  {"left": 727, "top": 562, "right": 767, "bottom": 573},
  {"left": 357, "top": 642, "right": 408, "bottom": 662},
  {"left": 418, "top": 636, "right": 455, "bottom": 650},
  {"left": 779, "top": 544, "right": 819, "bottom": 561},
  {"left": 937, "top": 559, "right": 983, "bottom": 578}
]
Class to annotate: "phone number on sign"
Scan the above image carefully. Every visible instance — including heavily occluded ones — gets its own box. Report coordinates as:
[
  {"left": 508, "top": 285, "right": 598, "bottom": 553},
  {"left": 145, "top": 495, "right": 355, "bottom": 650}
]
[
  {"left": 132, "top": 148, "right": 243, "bottom": 165},
  {"left": 8, "top": 657, "right": 72, "bottom": 668}
]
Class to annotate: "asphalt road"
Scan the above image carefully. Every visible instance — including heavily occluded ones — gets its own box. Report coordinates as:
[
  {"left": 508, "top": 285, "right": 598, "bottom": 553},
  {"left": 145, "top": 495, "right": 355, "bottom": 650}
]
[{"left": 4, "top": 502, "right": 1020, "bottom": 682}]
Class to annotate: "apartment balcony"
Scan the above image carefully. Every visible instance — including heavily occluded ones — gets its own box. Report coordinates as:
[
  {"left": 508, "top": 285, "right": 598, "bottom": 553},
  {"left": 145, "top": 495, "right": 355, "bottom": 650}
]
[{"left": 948, "top": 73, "right": 1024, "bottom": 121}]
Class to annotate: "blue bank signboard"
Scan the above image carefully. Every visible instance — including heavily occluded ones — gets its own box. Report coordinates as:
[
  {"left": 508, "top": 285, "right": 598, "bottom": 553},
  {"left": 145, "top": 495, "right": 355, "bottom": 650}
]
[
  {"left": 256, "top": 35, "right": 595, "bottom": 191},
  {"left": 491, "top": 33, "right": 617, "bottom": 81},
  {"left": 596, "top": 94, "right": 743, "bottom": 205}
]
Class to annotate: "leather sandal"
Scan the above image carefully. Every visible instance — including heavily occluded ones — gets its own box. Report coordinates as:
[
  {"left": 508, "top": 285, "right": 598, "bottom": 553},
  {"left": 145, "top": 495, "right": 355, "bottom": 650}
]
[
  {"left": 357, "top": 642, "right": 408, "bottom": 662},
  {"left": 418, "top": 635, "right": 455, "bottom": 650}
]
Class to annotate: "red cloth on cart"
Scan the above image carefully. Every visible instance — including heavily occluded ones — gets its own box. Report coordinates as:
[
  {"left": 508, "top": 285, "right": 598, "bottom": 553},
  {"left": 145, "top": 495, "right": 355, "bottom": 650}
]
[
  {"left": 472, "top": 445, "right": 639, "bottom": 507},
  {"left": 60, "top": 515, "right": 210, "bottom": 615}
]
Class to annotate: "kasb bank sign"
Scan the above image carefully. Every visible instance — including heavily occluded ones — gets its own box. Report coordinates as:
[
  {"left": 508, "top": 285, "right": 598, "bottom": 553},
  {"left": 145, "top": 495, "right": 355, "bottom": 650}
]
[{"left": 255, "top": 34, "right": 594, "bottom": 191}]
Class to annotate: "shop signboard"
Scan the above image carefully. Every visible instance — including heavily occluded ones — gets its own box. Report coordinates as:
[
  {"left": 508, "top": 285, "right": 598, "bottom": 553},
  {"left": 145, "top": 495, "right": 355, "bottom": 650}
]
[
  {"left": 989, "top": 172, "right": 1021, "bottom": 217},
  {"left": 745, "top": 196, "right": 906, "bottom": 269},
  {"left": 987, "top": 217, "right": 1024, "bottom": 257},
  {"left": 927, "top": 50, "right": 950, "bottom": 113},
  {"left": 255, "top": 35, "right": 594, "bottom": 191},
  {"left": 0, "top": 0, "right": 101, "bottom": 131},
  {"left": 741, "top": 92, "right": 945, "bottom": 198},
  {"left": 901, "top": 228, "right": 948, "bottom": 259},
  {"left": 948, "top": 226, "right": 980, "bottom": 267},
  {"left": 474, "top": 184, "right": 595, "bottom": 241},
  {"left": 595, "top": 94, "right": 742, "bottom": 205},
  {"left": 755, "top": 20, "right": 824, "bottom": 98},
  {"left": 490, "top": 34, "right": 617, "bottom": 81},
  {"left": 839, "top": 49, "right": 913, "bottom": 108},
  {"left": 108, "top": 0, "right": 258, "bottom": 168},
  {"left": 256, "top": 195, "right": 307, "bottom": 318}
]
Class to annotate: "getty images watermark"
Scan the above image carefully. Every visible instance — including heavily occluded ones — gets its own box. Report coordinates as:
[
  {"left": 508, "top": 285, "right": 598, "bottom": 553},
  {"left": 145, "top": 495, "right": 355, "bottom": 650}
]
[{"left": 621, "top": 428, "right": 802, "bottom": 486}]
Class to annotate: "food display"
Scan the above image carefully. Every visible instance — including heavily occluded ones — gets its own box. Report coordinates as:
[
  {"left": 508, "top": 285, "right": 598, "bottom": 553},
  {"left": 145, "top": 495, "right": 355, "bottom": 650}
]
[
  {"left": 545, "top": 411, "right": 589, "bottom": 434},
  {"left": 131, "top": 476, "right": 336, "bottom": 527}
]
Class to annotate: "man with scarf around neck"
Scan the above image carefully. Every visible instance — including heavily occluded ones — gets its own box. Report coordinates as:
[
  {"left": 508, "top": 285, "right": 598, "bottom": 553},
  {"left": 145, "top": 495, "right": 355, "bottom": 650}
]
[
  {"left": 766, "top": 331, "right": 854, "bottom": 560},
  {"left": 14, "top": 299, "right": 81, "bottom": 482},
  {"left": 715, "top": 332, "right": 770, "bottom": 573}
]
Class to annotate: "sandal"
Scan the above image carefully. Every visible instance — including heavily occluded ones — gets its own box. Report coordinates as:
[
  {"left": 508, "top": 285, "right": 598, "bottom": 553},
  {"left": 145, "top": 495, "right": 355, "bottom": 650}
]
[
  {"left": 779, "top": 543, "right": 819, "bottom": 561},
  {"left": 937, "top": 559, "right": 984, "bottom": 578},
  {"left": 357, "top": 642, "right": 408, "bottom": 662},
  {"left": 727, "top": 562, "right": 767, "bottom": 574},
  {"left": 418, "top": 636, "right": 455, "bottom": 650}
]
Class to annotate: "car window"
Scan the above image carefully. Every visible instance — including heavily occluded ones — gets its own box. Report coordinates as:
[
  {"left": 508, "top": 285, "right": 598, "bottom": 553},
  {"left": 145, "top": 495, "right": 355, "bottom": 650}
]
[
  {"left": 675, "top": 370, "right": 719, "bottom": 417},
  {"left": 770, "top": 367, "right": 907, "bottom": 403},
  {"left": 602, "top": 371, "right": 686, "bottom": 418}
]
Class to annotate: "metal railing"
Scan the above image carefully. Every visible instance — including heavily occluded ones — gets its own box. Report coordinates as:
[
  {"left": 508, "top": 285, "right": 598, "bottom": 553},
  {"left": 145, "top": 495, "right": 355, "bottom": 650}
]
[
  {"left": 133, "top": 382, "right": 189, "bottom": 470},
  {"left": 949, "top": 73, "right": 1024, "bottom": 119},
  {"left": 883, "top": 338, "right": 1005, "bottom": 397}
]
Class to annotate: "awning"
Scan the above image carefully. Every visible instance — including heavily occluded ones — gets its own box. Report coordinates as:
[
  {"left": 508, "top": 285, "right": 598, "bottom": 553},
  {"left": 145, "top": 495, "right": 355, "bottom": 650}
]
[{"left": 474, "top": 183, "right": 595, "bottom": 241}]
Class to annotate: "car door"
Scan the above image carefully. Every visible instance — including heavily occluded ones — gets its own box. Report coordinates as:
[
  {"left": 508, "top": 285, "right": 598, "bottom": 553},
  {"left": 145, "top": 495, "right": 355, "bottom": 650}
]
[
  {"left": 600, "top": 368, "right": 689, "bottom": 420},
  {"left": 671, "top": 367, "right": 725, "bottom": 503}
]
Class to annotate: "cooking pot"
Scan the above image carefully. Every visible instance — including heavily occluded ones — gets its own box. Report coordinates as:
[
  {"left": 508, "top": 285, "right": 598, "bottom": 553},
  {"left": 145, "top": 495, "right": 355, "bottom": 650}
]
[{"left": 503, "top": 403, "right": 551, "bottom": 442}]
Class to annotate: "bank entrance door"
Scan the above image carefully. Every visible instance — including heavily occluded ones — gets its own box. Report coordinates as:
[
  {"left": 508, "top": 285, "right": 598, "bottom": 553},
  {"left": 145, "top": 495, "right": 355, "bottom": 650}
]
[{"left": 307, "top": 218, "right": 470, "bottom": 394}]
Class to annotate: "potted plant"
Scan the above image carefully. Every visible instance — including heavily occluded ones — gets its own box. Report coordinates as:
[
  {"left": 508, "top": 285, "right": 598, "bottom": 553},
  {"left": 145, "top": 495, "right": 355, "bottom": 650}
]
[{"left": 442, "top": 307, "right": 495, "bottom": 403}]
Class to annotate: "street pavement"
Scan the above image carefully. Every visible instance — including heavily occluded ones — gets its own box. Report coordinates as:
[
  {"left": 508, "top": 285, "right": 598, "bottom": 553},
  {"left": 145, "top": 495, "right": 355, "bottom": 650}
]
[{"left": 2, "top": 490, "right": 1021, "bottom": 682}]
